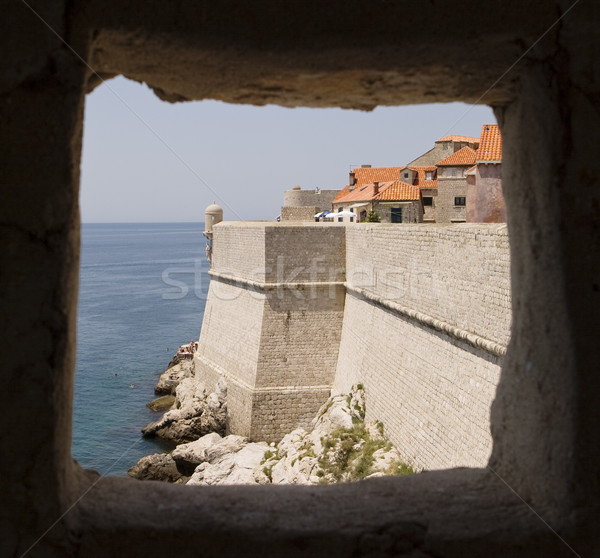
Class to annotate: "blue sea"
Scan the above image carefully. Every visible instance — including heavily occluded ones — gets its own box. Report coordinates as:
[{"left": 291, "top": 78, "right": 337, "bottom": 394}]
[{"left": 72, "top": 222, "right": 210, "bottom": 476}]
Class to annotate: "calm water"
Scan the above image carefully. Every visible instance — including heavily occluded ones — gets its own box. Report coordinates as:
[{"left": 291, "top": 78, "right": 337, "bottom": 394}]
[{"left": 72, "top": 222, "right": 209, "bottom": 476}]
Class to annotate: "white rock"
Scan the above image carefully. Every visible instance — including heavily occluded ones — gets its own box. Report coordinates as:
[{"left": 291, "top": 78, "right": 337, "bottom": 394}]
[{"left": 172, "top": 432, "right": 223, "bottom": 466}]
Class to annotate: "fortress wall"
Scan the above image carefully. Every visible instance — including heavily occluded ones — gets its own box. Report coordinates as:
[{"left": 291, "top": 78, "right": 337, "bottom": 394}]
[
  {"left": 264, "top": 224, "right": 346, "bottom": 283},
  {"left": 256, "top": 286, "right": 346, "bottom": 388},
  {"left": 334, "top": 223, "right": 511, "bottom": 469},
  {"left": 211, "top": 222, "right": 266, "bottom": 282},
  {"left": 344, "top": 224, "right": 510, "bottom": 346},
  {"left": 335, "top": 295, "right": 502, "bottom": 469},
  {"left": 283, "top": 189, "right": 340, "bottom": 212},
  {"left": 197, "top": 222, "right": 346, "bottom": 442}
]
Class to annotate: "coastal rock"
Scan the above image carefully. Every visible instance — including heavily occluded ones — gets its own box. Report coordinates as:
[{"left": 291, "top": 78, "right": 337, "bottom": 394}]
[
  {"left": 142, "top": 378, "right": 226, "bottom": 444},
  {"left": 187, "top": 441, "right": 269, "bottom": 486},
  {"left": 146, "top": 394, "right": 176, "bottom": 411},
  {"left": 155, "top": 359, "right": 194, "bottom": 395},
  {"left": 127, "top": 453, "right": 188, "bottom": 483},
  {"left": 136, "top": 384, "right": 411, "bottom": 486}
]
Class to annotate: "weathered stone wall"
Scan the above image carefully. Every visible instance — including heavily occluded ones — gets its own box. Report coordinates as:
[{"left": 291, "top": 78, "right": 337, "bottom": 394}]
[
  {"left": 421, "top": 187, "right": 438, "bottom": 222},
  {"left": 196, "top": 222, "right": 346, "bottom": 442},
  {"left": 280, "top": 205, "right": 319, "bottom": 221},
  {"left": 343, "top": 224, "right": 511, "bottom": 347},
  {"left": 200, "top": 221, "right": 510, "bottom": 467},
  {"left": 436, "top": 178, "right": 468, "bottom": 222},
  {"left": 333, "top": 224, "right": 510, "bottom": 470},
  {"left": 283, "top": 188, "right": 339, "bottom": 211},
  {"left": 371, "top": 201, "right": 423, "bottom": 223}
]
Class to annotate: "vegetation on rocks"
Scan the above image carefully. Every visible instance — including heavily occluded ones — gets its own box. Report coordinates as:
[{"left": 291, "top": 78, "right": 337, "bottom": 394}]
[{"left": 131, "top": 369, "right": 415, "bottom": 486}]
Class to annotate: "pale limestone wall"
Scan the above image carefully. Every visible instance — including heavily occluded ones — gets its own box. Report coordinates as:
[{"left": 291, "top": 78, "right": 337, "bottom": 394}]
[
  {"left": 280, "top": 206, "right": 319, "bottom": 221},
  {"left": 334, "top": 294, "right": 502, "bottom": 469},
  {"left": 283, "top": 189, "right": 339, "bottom": 212},
  {"left": 211, "top": 222, "right": 266, "bottom": 282},
  {"left": 334, "top": 223, "right": 511, "bottom": 470},
  {"left": 344, "top": 224, "right": 511, "bottom": 347},
  {"left": 264, "top": 224, "right": 346, "bottom": 283},
  {"left": 196, "top": 222, "right": 346, "bottom": 442},
  {"left": 199, "top": 221, "right": 511, "bottom": 463}
]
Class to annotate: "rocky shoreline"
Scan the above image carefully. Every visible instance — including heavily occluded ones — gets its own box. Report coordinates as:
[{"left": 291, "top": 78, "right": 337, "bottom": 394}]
[{"left": 130, "top": 350, "right": 413, "bottom": 485}]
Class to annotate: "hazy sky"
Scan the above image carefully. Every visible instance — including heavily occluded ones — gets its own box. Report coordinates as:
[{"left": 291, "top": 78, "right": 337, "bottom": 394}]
[{"left": 80, "top": 76, "right": 495, "bottom": 223}]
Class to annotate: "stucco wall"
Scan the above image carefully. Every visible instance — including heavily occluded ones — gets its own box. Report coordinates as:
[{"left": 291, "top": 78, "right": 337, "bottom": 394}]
[
  {"left": 333, "top": 224, "right": 510, "bottom": 470},
  {"left": 467, "top": 164, "right": 506, "bottom": 223}
]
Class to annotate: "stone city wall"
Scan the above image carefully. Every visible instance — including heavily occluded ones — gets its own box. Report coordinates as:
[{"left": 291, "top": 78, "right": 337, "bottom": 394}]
[
  {"left": 197, "top": 221, "right": 511, "bottom": 466},
  {"left": 280, "top": 205, "right": 320, "bottom": 221},
  {"left": 196, "top": 222, "right": 346, "bottom": 442},
  {"left": 334, "top": 223, "right": 511, "bottom": 470},
  {"left": 283, "top": 188, "right": 340, "bottom": 212}
]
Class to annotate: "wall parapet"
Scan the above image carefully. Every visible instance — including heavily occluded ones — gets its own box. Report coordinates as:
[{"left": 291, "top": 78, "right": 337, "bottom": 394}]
[
  {"left": 208, "top": 270, "right": 345, "bottom": 291},
  {"left": 346, "top": 284, "right": 507, "bottom": 357}
]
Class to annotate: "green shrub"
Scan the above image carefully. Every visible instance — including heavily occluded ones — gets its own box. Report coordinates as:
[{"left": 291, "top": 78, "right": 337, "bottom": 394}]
[{"left": 365, "top": 210, "right": 381, "bottom": 223}]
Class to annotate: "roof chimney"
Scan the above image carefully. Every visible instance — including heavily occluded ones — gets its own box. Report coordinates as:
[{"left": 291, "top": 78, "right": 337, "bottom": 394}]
[
  {"left": 373, "top": 181, "right": 379, "bottom": 195},
  {"left": 349, "top": 171, "right": 356, "bottom": 189},
  {"left": 361, "top": 164, "right": 371, "bottom": 168}
]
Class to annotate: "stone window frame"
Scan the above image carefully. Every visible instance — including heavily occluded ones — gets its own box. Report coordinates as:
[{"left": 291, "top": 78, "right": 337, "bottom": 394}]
[{"left": 4, "top": 2, "right": 596, "bottom": 556}]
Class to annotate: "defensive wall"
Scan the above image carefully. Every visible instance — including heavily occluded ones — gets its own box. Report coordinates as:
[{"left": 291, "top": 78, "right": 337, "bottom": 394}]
[
  {"left": 195, "top": 222, "right": 346, "bottom": 441},
  {"left": 196, "top": 221, "right": 511, "bottom": 468},
  {"left": 334, "top": 224, "right": 510, "bottom": 470}
]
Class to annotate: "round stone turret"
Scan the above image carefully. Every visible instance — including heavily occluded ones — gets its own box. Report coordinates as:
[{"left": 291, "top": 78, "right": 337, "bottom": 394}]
[{"left": 205, "top": 202, "right": 223, "bottom": 234}]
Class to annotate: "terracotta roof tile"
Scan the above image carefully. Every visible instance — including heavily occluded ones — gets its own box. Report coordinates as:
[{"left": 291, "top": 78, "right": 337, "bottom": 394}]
[
  {"left": 476, "top": 124, "right": 502, "bottom": 161},
  {"left": 335, "top": 183, "right": 382, "bottom": 203},
  {"left": 436, "top": 134, "right": 480, "bottom": 144},
  {"left": 404, "top": 166, "right": 438, "bottom": 189},
  {"left": 436, "top": 146, "right": 477, "bottom": 166},
  {"left": 352, "top": 166, "right": 402, "bottom": 185},
  {"left": 334, "top": 166, "right": 402, "bottom": 202},
  {"left": 375, "top": 181, "right": 422, "bottom": 201}
]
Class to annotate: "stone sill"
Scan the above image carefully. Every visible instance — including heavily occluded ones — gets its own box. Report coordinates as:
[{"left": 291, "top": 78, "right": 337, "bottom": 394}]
[{"left": 72, "top": 467, "right": 581, "bottom": 557}]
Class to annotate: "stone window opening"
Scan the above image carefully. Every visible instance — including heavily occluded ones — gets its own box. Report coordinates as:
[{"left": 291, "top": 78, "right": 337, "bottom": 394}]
[{"left": 4, "top": 3, "right": 596, "bottom": 557}]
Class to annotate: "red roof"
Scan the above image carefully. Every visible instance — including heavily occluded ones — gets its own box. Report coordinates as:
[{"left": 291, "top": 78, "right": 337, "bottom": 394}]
[
  {"left": 436, "top": 134, "right": 480, "bottom": 144},
  {"left": 436, "top": 146, "right": 477, "bottom": 166},
  {"left": 375, "top": 181, "right": 421, "bottom": 201},
  {"left": 402, "top": 166, "right": 438, "bottom": 189},
  {"left": 335, "top": 180, "right": 421, "bottom": 204},
  {"left": 334, "top": 166, "right": 402, "bottom": 202},
  {"left": 335, "top": 183, "right": 381, "bottom": 203},
  {"left": 477, "top": 124, "right": 502, "bottom": 161}
]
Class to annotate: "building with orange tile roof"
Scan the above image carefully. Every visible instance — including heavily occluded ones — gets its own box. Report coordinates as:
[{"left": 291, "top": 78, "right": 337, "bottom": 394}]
[
  {"left": 332, "top": 177, "right": 423, "bottom": 223},
  {"left": 327, "top": 127, "right": 503, "bottom": 224}
]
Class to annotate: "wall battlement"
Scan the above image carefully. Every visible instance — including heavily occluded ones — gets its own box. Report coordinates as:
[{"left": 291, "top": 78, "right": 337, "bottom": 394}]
[{"left": 196, "top": 221, "right": 511, "bottom": 468}]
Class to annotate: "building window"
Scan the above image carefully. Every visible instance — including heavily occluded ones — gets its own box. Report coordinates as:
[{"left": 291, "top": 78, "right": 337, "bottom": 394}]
[
  {"left": 423, "top": 197, "right": 433, "bottom": 206},
  {"left": 454, "top": 196, "right": 466, "bottom": 206},
  {"left": 425, "top": 171, "right": 433, "bottom": 180},
  {"left": 338, "top": 207, "right": 343, "bottom": 222},
  {"left": 391, "top": 207, "right": 403, "bottom": 223},
  {"left": 404, "top": 172, "right": 409, "bottom": 179}
]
